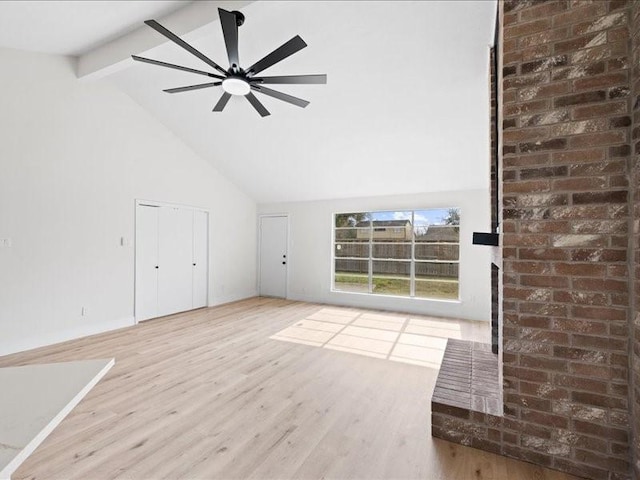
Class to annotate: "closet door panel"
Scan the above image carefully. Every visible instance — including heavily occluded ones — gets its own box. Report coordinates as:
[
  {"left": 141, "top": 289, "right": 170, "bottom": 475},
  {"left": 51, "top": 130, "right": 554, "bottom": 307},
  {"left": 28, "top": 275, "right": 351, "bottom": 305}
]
[
  {"left": 158, "top": 207, "right": 194, "bottom": 316},
  {"left": 192, "top": 210, "right": 208, "bottom": 309},
  {"left": 135, "top": 205, "right": 159, "bottom": 322}
]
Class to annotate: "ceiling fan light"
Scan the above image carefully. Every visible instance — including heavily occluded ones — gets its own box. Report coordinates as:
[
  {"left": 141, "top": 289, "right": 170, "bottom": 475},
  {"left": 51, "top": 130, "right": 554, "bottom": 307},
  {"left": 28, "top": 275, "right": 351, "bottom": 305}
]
[{"left": 222, "top": 78, "right": 250, "bottom": 96}]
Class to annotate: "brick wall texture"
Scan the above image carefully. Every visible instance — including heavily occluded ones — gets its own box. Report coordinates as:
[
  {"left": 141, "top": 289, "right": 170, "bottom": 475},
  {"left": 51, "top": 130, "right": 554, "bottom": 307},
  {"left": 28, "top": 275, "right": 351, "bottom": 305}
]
[
  {"left": 631, "top": 1, "right": 640, "bottom": 478},
  {"left": 433, "top": 1, "right": 640, "bottom": 479},
  {"left": 503, "top": 0, "right": 640, "bottom": 477},
  {"left": 502, "top": 1, "right": 633, "bottom": 479}
]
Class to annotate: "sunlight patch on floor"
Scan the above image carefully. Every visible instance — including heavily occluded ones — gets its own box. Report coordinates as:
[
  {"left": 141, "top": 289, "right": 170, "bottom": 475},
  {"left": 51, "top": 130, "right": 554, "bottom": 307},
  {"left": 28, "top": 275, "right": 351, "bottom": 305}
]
[{"left": 270, "top": 308, "right": 462, "bottom": 368}]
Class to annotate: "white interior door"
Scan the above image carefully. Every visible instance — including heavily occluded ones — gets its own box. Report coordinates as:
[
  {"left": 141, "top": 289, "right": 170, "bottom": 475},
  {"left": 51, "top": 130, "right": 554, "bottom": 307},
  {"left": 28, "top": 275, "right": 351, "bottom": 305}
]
[
  {"left": 135, "top": 205, "right": 159, "bottom": 322},
  {"left": 259, "top": 216, "right": 288, "bottom": 298},
  {"left": 192, "top": 210, "right": 208, "bottom": 308},
  {"left": 158, "top": 207, "right": 194, "bottom": 316}
]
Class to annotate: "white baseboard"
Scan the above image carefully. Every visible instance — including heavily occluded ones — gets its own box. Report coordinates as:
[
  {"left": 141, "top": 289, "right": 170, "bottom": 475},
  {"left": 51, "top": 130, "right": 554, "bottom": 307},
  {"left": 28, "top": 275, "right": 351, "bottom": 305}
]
[{"left": 210, "top": 290, "right": 258, "bottom": 307}]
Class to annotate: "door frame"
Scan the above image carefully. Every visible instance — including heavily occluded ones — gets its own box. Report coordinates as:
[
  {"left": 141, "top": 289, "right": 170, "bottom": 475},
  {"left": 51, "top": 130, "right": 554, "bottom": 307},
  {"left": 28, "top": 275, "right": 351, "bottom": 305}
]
[
  {"left": 134, "top": 199, "right": 210, "bottom": 324},
  {"left": 258, "top": 213, "right": 290, "bottom": 299}
]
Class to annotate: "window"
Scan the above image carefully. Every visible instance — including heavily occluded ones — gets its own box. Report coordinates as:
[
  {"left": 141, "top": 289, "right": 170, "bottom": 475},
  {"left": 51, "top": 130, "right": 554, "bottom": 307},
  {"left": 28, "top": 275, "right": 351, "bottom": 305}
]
[{"left": 333, "top": 209, "right": 460, "bottom": 300}]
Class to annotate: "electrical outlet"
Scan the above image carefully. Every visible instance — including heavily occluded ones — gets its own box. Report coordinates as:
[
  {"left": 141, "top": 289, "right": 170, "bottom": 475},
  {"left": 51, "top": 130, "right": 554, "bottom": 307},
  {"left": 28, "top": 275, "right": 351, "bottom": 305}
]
[{"left": 81, "top": 307, "right": 88, "bottom": 316}]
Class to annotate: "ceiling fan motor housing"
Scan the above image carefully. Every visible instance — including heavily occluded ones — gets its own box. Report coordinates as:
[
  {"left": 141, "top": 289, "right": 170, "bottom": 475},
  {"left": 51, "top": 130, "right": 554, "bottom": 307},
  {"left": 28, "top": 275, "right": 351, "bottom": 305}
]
[{"left": 222, "top": 76, "right": 251, "bottom": 96}]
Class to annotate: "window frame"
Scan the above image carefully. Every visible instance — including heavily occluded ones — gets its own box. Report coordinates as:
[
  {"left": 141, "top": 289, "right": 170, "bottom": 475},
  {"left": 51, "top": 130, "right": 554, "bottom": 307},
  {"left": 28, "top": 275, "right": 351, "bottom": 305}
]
[{"left": 332, "top": 209, "right": 460, "bottom": 301}]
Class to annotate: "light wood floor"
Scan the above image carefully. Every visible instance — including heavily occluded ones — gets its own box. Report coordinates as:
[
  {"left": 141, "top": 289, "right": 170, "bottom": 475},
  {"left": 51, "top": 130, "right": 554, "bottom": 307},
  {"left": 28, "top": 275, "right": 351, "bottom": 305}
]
[{"left": 0, "top": 297, "right": 580, "bottom": 480}]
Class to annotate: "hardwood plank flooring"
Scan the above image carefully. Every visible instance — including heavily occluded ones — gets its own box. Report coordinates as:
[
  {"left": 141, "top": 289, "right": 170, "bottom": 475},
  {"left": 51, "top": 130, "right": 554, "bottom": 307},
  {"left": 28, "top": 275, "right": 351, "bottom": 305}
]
[{"left": 0, "top": 297, "right": 580, "bottom": 480}]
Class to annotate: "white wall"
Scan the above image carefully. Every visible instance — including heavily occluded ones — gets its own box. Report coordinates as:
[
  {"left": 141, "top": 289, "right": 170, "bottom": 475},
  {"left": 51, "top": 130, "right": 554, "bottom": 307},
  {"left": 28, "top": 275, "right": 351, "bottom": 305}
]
[
  {"left": 0, "top": 47, "right": 257, "bottom": 356},
  {"left": 258, "top": 190, "right": 491, "bottom": 322},
  {"left": 111, "top": 0, "right": 495, "bottom": 203}
]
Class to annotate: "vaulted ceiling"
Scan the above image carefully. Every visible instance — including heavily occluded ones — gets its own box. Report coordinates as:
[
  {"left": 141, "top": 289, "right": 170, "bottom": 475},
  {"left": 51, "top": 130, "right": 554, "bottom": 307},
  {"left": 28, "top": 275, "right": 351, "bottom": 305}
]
[
  {"left": 0, "top": 1, "right": 496, "bottom": 203},
  {"left": 0, "top": 1, "right": 190, "bottom": 55}
]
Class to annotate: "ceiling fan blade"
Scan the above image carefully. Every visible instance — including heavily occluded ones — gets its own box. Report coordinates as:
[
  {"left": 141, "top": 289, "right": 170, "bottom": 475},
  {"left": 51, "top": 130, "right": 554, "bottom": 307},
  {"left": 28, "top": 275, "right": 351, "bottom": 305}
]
[
  {"left": 218, "top": 8, "right": 240, "bottom": 69},
  {"left": 246, "top": 35, "right": 307, "bottom": 76},
  {"left": 145, "top": 19, "right": 227, "bottom": 75},
  {"left": 246, "top": 92, "right": 270, "bottom": 117},
  {"left": 131, "top": 55, "right": 225, "bottom": 79},
  {"left": 252, "top": 85, "right": 309, "bottom": 108},
  {"left": 252, "top": 74, "right": 327, "bottom": 85},
  {"left": 164, "top": 82, "right": 222, "bottom": 94},
  {"left": 212, "top": 92, "right": 232, "bottom": 112}
]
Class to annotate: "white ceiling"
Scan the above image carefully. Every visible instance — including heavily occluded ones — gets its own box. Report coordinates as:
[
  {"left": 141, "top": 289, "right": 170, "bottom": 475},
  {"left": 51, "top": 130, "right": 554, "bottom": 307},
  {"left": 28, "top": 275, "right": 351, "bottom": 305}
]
[
  {"left": 0, "top": 1, "right": 190, "bottom": 55},
  {"left": 1, "top": 0, "right": 496, "bottom": 204}
]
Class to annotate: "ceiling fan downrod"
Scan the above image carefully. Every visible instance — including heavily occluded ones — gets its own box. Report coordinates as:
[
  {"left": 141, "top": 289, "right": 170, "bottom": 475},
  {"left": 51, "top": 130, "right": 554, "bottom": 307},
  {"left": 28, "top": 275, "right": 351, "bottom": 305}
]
[{"left": 231, "top": 11, "right": 245, "bottom": 27}]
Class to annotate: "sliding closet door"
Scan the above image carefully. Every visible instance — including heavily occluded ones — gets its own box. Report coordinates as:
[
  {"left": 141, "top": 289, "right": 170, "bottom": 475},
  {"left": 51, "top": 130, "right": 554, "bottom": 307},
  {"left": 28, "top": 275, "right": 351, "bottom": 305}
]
[
  {"left": 192, "top": 210, "right": 208, "bottom": 308},
  {"left": 158, "top": 207, "right": 194, "bottom": 316},
  {"left": 135, "top": 205, "right": 159, "bottom": 321}
]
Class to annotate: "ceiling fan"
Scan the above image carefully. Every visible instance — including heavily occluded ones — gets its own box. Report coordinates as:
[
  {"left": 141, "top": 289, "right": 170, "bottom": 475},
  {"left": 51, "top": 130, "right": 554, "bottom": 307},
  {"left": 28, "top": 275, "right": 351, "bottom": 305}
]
[{"left": 131, "top": 8, "right": 327, "bottom": 117}]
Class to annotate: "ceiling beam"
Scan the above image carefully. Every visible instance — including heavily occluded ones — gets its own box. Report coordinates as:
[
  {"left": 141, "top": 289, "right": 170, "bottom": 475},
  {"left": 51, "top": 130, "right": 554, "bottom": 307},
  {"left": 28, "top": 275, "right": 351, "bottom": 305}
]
[{"left": 77, "top": 0, "right": 254, "bottom": 81}]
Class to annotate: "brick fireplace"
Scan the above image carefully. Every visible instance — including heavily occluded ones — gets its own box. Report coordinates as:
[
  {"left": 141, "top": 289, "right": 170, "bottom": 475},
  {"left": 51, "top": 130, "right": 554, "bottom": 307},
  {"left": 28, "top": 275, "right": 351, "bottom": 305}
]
[{"left": 433, "top": 1, "right": 640, "bottom": 479}]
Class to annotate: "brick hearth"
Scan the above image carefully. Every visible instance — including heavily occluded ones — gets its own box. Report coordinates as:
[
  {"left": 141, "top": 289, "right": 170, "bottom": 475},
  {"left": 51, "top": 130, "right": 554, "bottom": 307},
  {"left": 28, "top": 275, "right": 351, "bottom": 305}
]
[
  {"left": 432, "top": 339, "right": 501, "bottom": 415},
  {"left": 432, "top": 340, "right": 502, "bottom": 452}
]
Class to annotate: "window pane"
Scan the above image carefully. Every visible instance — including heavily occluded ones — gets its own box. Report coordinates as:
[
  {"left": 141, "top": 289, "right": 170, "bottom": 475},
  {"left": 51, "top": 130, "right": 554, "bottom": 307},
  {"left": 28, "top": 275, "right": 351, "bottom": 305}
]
[
  {"left": 372, "top": 243, "right": 411, "bottom": 259},
  {"left": 415, "top": 224, "right": 460, "bottom": 244},
  {"left": 335, "top": 227, "right": 370, "bottom": 242},
  {"left": 335, "top": 213, "right": 370, "bottom": 245},
  {"left": 414, "top": 243, "right": 459, "bottom": 261},
  {"left": 370, "top": 211, "right": 412, "bottom": 242},
  {"left": 414, "top": 208, "right": 460, "bottom": 243},
  {"left": 372, "top": 260, "right": 410, "bottom": 296},
  {"left": 334, "top": 259, "right": 369, "bottom": 293},
  {"left": 415, "top": 262, "right": 459, "bottom": 300},
  {"left": 414, "top": 208, "right": 459, "bottom": 261},
  {"left": 335, "top": 243, "right": 369, "bottom": 258},
  {"left": 335, "top": 213, "right": 370, "bottom": 227}
]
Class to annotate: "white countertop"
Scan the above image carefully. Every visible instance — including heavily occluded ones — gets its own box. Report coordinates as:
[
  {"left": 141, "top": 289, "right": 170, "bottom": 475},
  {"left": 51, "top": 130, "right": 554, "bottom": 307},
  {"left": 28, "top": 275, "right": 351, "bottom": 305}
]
[{"left": 0, "top": 358, "right": 114, "bottom": 480}]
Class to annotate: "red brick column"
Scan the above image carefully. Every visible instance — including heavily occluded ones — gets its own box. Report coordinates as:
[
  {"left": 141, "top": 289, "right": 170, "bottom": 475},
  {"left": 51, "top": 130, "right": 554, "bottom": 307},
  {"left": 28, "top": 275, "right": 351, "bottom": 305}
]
[
  {"left": 501, "top": 1, "right": 631, "bottom": 478},
  {"left": 432, "top": 2, "right": 640, "bottom": 478},
  {"left": 630, "top": 1, "right": 640, "bottom": 477}
]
